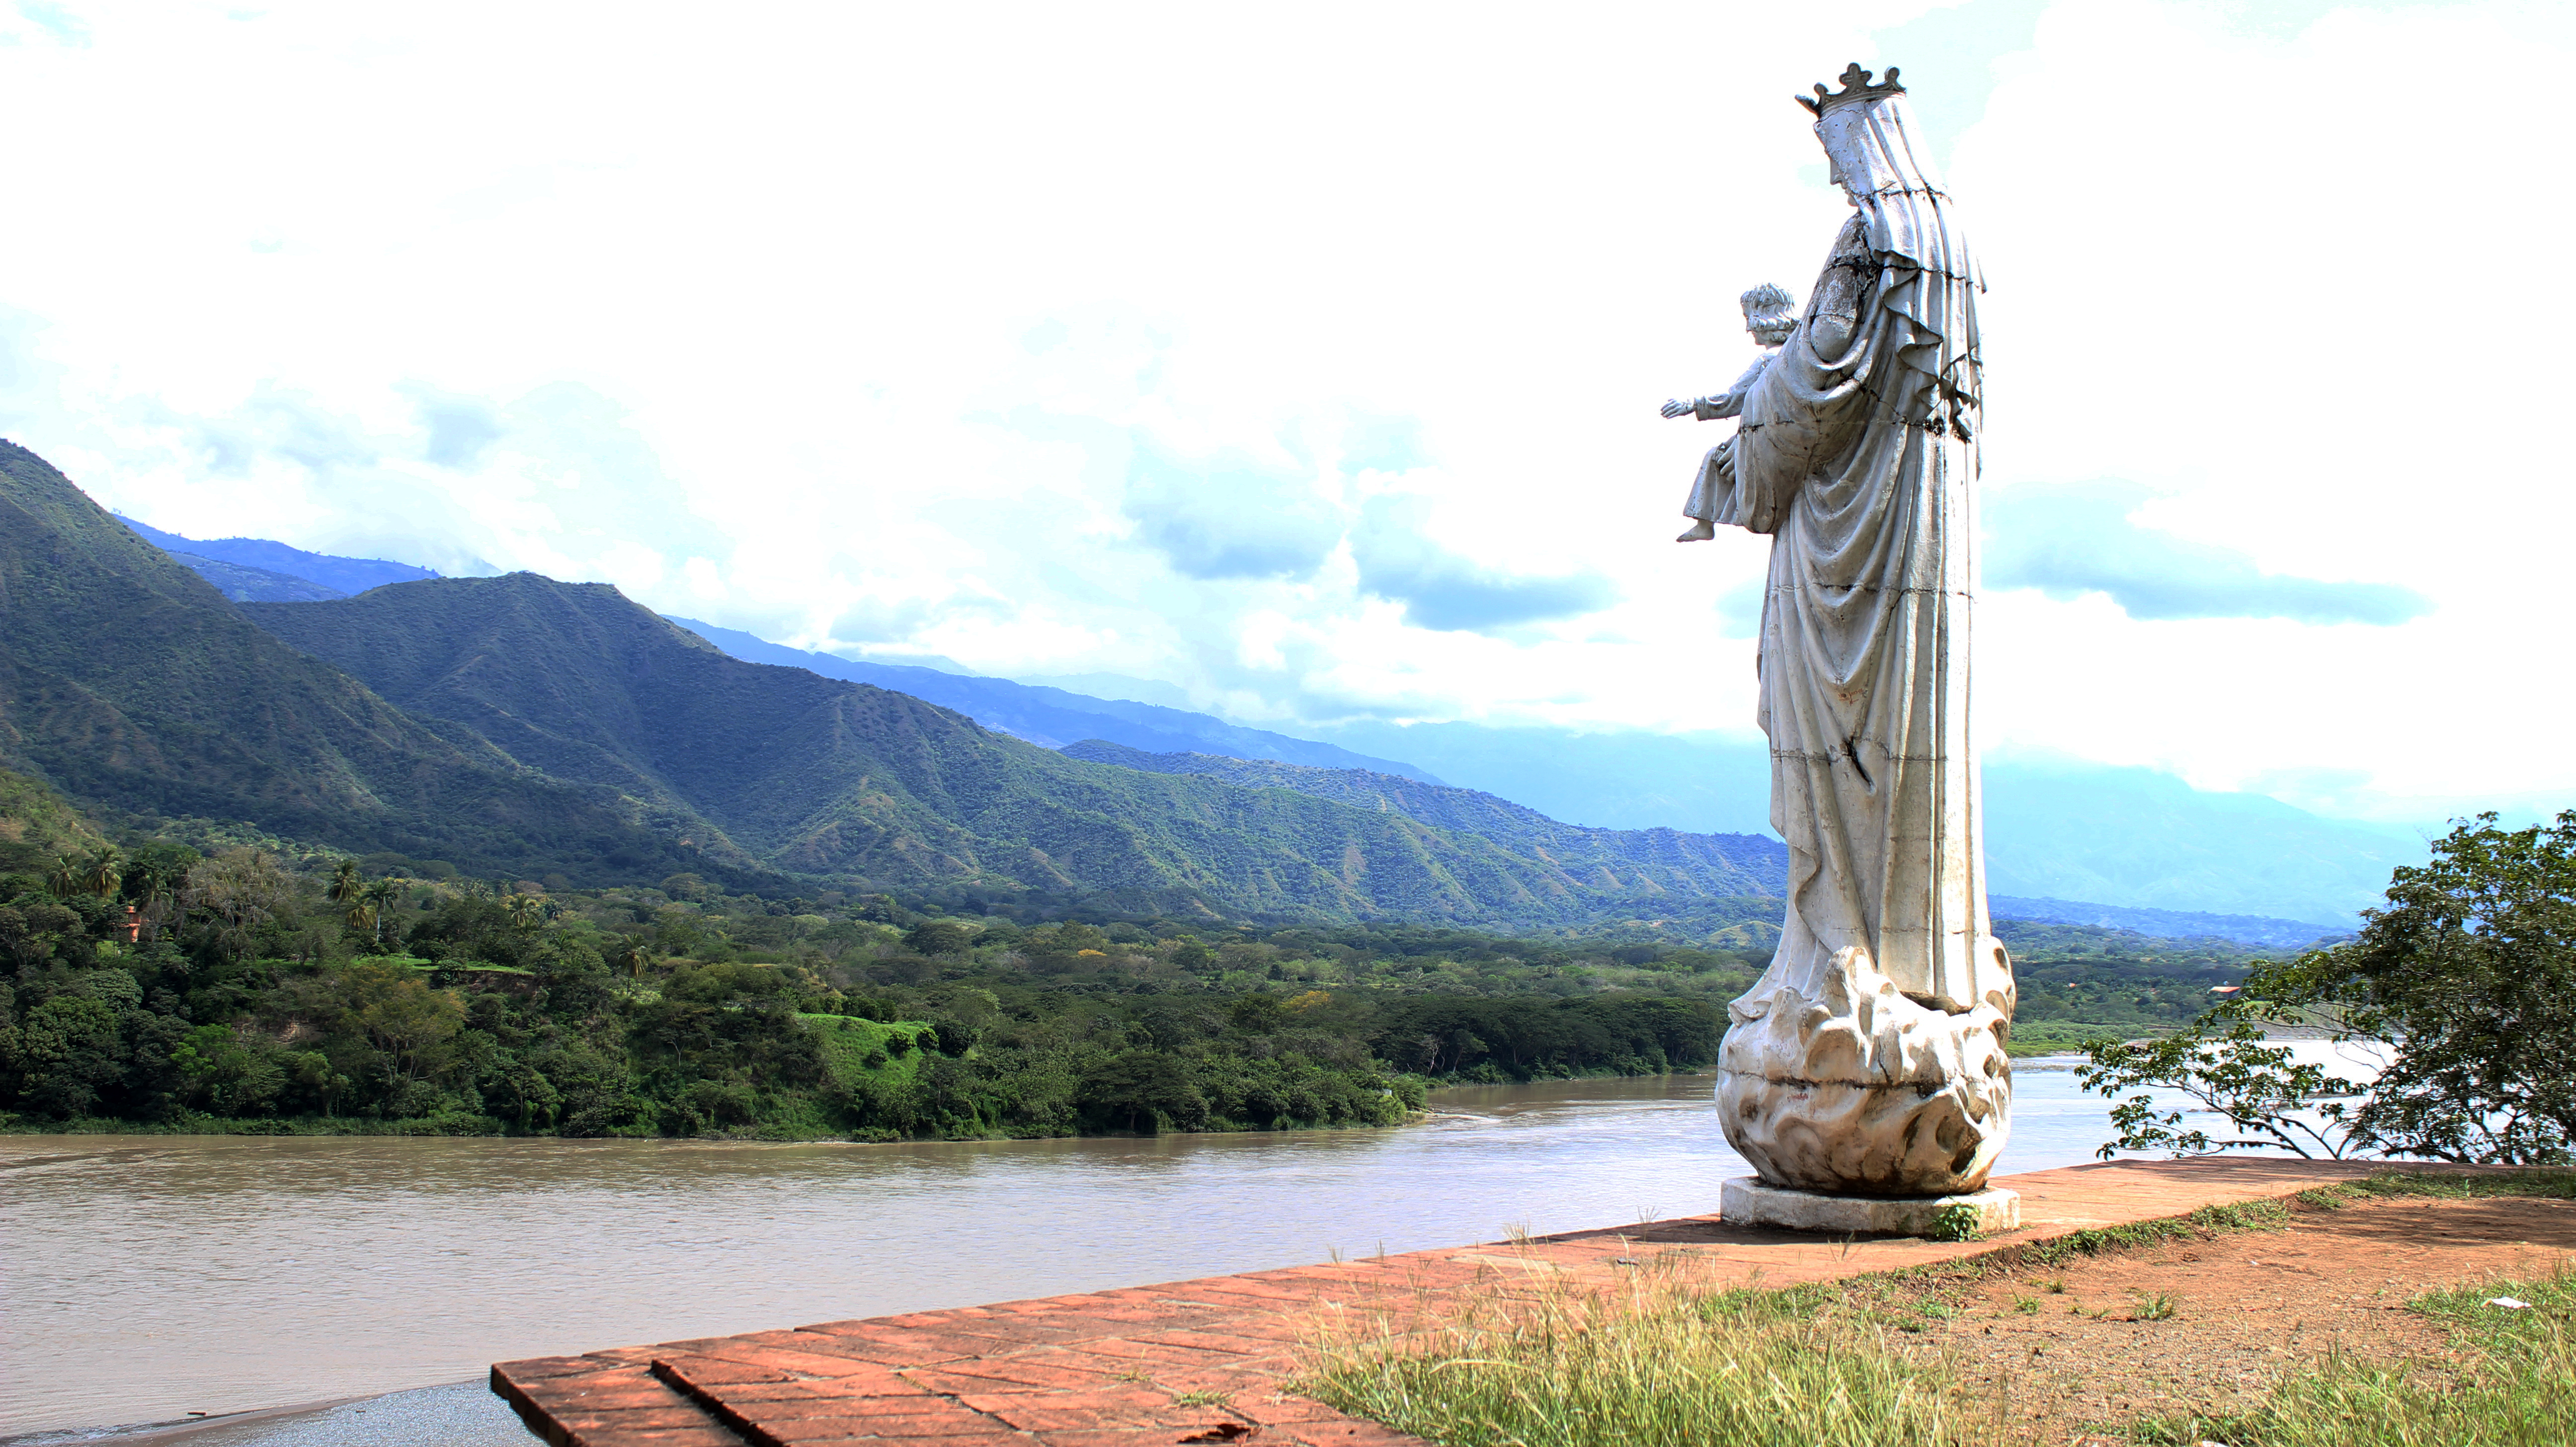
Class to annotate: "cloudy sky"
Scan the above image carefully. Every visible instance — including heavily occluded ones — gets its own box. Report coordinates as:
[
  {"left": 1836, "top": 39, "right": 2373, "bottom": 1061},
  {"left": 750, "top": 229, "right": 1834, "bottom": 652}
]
[{"left": 1, "top": 0, "right": 2567, "bottom": 828}]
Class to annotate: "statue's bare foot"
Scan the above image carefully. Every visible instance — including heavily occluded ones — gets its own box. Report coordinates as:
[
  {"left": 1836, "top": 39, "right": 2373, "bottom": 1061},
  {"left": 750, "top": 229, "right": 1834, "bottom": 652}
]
[{"left": 1676, "top": 520, "right": 1716, "bottom": 542}]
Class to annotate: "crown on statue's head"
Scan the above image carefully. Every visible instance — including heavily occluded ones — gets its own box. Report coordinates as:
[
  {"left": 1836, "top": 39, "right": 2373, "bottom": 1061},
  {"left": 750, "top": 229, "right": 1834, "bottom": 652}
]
[{"left": 1796, "top": 63, "right": 1905, "bottom": 118}]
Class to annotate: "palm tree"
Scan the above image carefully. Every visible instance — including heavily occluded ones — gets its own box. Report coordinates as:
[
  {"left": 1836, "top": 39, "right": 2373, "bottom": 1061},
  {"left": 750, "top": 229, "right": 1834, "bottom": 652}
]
[
  {"left": 615, "top": 939, "right": 653, "bottom": 979},
  {"left": 83, "top": 845, "right": 124, "bottom": 900},
  {"left": 362, "top": 877, "right": 404, "bottom": 948},
  {"left": 328, "top": 861, "right": 371, "bottom": 936},
  {"left": 504, "top": 893, "right": 544, "bottom": 933},
  {"left": 46, "top": 854, "right": 80, "bottom": 897}
]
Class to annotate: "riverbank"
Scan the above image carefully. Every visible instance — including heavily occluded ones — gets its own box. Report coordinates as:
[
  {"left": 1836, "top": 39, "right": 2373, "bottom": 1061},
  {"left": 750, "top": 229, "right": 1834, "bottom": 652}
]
[{"left": 0, "top": 1068, "right": 2127, "bottom": 1440}]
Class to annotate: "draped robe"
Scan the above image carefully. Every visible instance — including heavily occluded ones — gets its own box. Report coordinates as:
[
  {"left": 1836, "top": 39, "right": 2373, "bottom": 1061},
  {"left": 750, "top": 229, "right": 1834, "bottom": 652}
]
[{"left": 1703, "top": 96, "right": 2013, "bottom": 1027}]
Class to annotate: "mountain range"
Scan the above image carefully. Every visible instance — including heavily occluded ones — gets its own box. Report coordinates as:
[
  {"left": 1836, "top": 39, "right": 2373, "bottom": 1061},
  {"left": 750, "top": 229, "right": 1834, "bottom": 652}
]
[
  {"left": 112, "top": 514, "right": 441, "bottom": 600},
  {"left": 1291, "top": 722, "right": 2421, "bottom": 927},
  {"left": 3, "top": 438, "right": 1795, "bottom": 925},
  {"left": 1060, "top": 739, "right": 1783, "bottom": 889},
  {"left": 239, "top": 577, "right": 1783, "bottom": 922},
  {"left": 665, "top": 618, "right": 1440, "bottom": 782},
  {"left": 16, "top": 440, "right": 2415, "bottom": 941},
  {"left": 0, "top": 441, "right": 714, "bottom": 884}
]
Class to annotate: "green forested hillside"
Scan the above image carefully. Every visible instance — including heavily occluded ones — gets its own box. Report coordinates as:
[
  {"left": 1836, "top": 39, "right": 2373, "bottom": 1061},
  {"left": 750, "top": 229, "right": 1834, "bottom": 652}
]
[
  {"left": 242, "top": 574, "right": 1783, "bottom": 926},
  {"left": 0, "top": 764, "right": 109, "bottom": 874},
  {"left": 1062, "top": 740, "right": 1785, "bottom": 894},
  {"left": 0, "top": 440, "right": 734, "bottom": 885},
  {"left": 0, "top": 758, "right": 1740, "bottom": 1137},
  {"left": 0, "top": 758, "right": 2275, "bottom": 1138}
]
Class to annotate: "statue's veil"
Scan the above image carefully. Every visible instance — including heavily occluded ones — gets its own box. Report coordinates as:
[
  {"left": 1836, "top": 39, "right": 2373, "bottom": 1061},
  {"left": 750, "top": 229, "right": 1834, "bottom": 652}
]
[{"left": 1813, "top": 93, "right": 1980, "bottom": 425}]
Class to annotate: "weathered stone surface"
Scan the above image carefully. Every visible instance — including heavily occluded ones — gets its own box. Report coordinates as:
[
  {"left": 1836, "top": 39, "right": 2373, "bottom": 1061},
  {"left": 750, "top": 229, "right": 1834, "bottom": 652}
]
[
  {"left": 1720, "top": 1175, "right": 2020, "bottom": 1236},
  {"left": 1669, "top": 64, "right": 2015, "bottom": 1198},
  {"left": 1716, "top": 947, "right": 2012, "bottom": 1195}
]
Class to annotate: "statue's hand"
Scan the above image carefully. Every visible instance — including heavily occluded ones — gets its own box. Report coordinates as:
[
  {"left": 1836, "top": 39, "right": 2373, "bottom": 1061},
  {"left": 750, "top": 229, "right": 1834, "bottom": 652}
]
[{"left": 1660, "top": 398, "right": 1691, "bottom": 419}]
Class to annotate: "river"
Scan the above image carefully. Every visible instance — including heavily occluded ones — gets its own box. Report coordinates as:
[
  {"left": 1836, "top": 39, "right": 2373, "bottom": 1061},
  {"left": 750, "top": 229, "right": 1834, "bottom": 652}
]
[{"left": 3, "top": 1062, "right": 2143, "bottom": 1438}]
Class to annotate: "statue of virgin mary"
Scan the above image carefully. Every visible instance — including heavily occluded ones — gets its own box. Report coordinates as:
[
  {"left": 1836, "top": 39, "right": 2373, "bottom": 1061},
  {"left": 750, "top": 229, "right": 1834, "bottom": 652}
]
[{"left": 1703, "top": 66, "right": 2017, "bottom": 1199}]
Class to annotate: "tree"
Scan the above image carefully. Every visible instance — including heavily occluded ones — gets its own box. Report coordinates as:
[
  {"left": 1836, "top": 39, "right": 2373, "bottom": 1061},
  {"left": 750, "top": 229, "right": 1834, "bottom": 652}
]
[
  {"left": 82, "top": 845, "right": 124, "bottom": 900},
  {"left": 184, "top": 848, "right": 293, "bottom": 961},
  {"left": 2082, "top": 810, "right": 2576, "bottom": 1166},
  {"left": 904, "top": 920, "right": 974, "bottom": 958},
  {"left": 335, "top": 961, "right": 466, "bottom": 1082},
  {"left": 1078, "top": 1048, "right": 1207, "bottom": 1133},
  {"left": 123, "top": 844, "right": 197, "bottom": 942},
  {"left": 2076, "top": 1005, "right": 2368, "bottom": 1159},
  {"left": 185, "top": 848, "right": 292, "bottom": 931},
  {"left": 503, "top": 893, "right": 545, "bottom": 933},
  {"left": 2285, "top": 810, "right": 2576, "bottom": 1163},
  {"left": 361, "top": 878, "right": 404, "bottom": 948},
  {"left": 8, "top": 995, "right": 123, "bottom": 1118},
  {"left": 328, "top": 861, "right": 373, "bottom": 937},
  {"left": 45, "top": 854, "right": 79, "bottom": 897},
  {"left": 171, "top": 1022, "right": 285, "bottom": 1117},
  {"left": 614, "top": 938, "right": 653, "bottom": 978}
]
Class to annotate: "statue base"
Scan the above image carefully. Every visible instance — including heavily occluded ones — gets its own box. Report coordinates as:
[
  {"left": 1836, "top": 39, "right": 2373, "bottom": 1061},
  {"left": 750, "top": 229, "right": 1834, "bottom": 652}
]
[
  {"left": 1716, "top": 945, "right": 2014, "bottom": 1197},
  {"left": 1720, "top": 1176, "right": 2020, "bottom": 1238}
]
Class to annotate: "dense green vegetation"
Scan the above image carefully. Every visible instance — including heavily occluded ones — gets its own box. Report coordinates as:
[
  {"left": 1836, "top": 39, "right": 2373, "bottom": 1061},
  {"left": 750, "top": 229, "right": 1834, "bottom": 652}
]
[
  {"left": 0, "top": 762, "right": 1783, "bottom": 1137},
  {"left": 0, "top": 821, "right": 2275, "bottom": 1139},
  {"left": 1996, "top": 918, "right": 2257, "bottom": 1052}
]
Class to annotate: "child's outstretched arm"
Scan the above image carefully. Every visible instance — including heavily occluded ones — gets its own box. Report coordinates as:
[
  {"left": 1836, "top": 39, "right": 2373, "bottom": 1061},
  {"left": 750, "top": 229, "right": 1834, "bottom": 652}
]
[{"left": 1661, "top": 390, "right": 1739, "bottom": 419}]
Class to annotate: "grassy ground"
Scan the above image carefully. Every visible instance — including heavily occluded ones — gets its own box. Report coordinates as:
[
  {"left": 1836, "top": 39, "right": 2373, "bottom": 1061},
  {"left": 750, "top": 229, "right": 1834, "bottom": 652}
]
[
  {"left": 2125, "top": 1267, "right": 2573, "bottom": 1446},
  {"left": 1305, "top": 1275, "right": 1986, "bottom": 1447},
  {"left": 797, "top": 1014, "right": 942, "bottom": 1088},
  {"left": 1299, "top": 1172, "right": 2576, "bottom": 1447}
]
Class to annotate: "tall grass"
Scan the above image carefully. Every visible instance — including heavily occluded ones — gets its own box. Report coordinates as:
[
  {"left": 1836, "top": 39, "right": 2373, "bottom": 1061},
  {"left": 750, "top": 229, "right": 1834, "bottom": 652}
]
[{"left": 1301, "top": 1272, "right": 2000, "bottom": 1447}]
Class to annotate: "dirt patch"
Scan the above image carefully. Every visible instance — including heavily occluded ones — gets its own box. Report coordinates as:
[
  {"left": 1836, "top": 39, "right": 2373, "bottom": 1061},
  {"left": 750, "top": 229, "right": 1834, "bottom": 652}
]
[{"left": 1889, "top": 1193, "right": 2575, "bottom": 1441}]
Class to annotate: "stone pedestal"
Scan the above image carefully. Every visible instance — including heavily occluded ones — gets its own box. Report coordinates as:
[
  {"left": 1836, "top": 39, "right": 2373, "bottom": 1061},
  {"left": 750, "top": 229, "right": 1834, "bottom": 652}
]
[
  {"left": 1720, "top": 1176, "right": 2020, "bottom": 1238},
  {"left": 1717, "top": 946, "right": 2014, "bottom": 1197}
]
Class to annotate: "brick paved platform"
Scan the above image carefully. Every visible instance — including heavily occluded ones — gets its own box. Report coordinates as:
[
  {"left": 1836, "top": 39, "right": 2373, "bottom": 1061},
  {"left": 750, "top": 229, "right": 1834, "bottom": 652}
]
[{"left": 490, "top": 1158, "right": 2411, "bottom": 1447}]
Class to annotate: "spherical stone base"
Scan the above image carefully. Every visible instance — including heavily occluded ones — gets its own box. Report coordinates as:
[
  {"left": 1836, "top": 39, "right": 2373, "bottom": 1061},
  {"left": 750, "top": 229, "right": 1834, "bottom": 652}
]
[
  {"left": 1716, "top": 946, "right": 2013, "bottom": 1197},
  {"left": 1720, "top": 1176, "right": 2021, "bottom": 1237}
]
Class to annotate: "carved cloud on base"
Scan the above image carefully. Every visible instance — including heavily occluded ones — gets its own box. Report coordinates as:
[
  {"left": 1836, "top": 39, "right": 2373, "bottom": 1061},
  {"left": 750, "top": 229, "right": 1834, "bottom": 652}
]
[{"left": 1716, "top": 946, "right": 2013, "bottom": 1198}]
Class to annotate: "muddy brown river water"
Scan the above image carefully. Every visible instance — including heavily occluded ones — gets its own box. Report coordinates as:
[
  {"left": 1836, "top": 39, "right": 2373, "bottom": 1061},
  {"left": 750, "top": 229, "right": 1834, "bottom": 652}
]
[{"left": 1, "top": 1066, "right": 2137, "bottom": 1437}]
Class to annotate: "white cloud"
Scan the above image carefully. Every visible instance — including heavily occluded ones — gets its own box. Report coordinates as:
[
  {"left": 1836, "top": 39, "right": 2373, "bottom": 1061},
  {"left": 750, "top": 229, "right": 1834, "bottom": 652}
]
[{"left": 0, "top": 0, "right": 2565, "bottom": 825}]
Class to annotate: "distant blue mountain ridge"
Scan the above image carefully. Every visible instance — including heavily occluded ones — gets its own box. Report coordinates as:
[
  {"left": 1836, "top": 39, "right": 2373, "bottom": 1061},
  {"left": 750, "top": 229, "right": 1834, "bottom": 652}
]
[
  {"left": 659, "top": 630, "right": 2418, "bottom": 929},
  {"left": 663, "top": 618, "right": 1445, "bottom": 783},
  {"left": 159, "top": 549, "right": 346, "bottom": 602},
  {"left": 1295, "top": 722, "right": 2421, "bottom": 928},
  {"left": 114, "top": 515, "right": 443, "bottom": 597},
  {"left": 107, "top": 516, "right": 2418, "bottom": 935},
  {"left": 1058, "top": 737, "right": 1786, "bottom": 894},
  {"left": 1988, "top": 897, "right": 2345, "bottom": 952}
]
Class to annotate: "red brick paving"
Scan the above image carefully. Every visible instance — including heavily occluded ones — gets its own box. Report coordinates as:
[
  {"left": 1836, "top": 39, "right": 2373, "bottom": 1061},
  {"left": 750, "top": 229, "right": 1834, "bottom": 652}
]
[{"left": 490, "top": 1158, "right": 2433, "bottom": 1447}]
